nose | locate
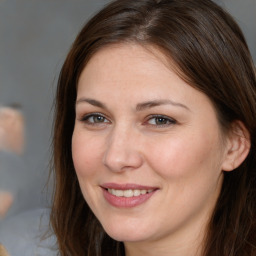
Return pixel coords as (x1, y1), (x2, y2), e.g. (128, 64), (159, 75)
(103, 126), (143, 172)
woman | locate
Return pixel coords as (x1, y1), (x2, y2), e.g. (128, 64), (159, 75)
(50, 0), (256, 255)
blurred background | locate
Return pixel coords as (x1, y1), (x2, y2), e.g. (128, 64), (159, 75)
(0, 0), (255, 255)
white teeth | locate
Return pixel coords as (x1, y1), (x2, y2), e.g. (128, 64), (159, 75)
(123, 189), (133, 197)
(141, 190), (146, 195)
(133, 189), (140, 196)
(107, 188), (153, 197)
(115, 189), (124, 197)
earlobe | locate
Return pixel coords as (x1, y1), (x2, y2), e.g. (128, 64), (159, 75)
(221, 121), (251, 172)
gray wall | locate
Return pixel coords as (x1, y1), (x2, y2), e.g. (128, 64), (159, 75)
(222, 0), (256, 61)
(0, 0), (255, 217)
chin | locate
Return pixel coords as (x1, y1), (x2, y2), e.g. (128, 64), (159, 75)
(107, 232), (146, 243)
(102, 223), (151, 243)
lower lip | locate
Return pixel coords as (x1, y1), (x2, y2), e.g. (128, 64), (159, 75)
(102, 189), (156, 208)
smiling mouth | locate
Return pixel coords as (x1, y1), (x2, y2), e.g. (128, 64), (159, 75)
(107, 188), (154, 197)
(101, 184), (158, 208)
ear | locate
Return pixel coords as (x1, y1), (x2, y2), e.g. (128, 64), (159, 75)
(221, 121), (251, 172)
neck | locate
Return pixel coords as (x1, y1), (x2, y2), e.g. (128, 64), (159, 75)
(124, 234), (204, 256)
(124, 211), (209, 256)
(125, 233), (204, 256)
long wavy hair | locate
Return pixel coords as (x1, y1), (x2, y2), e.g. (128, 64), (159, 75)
(50, 0), (256, 255)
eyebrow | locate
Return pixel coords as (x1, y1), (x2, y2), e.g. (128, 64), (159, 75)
(136, 99), (190, 111)
(76, 98), (108, 109)
(76, 98), (190, 112)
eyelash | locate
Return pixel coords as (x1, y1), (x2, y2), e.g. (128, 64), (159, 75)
(80, 113), (110, 126)
(79, 113), (176, 128)
(145, 115), (177, 127)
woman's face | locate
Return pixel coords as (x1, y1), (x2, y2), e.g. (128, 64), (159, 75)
(72, 44), (229, 248)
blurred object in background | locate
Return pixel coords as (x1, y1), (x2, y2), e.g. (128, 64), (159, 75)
(0, 243), (10, 256)
(0, 106), (24, 155)
(0, 192), (13, 219)
(0, 106), (24, 219)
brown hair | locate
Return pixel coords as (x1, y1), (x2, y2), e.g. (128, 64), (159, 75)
(50, 0), (256, 255)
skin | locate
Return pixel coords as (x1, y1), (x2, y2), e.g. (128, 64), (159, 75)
(72, 43), (236, 256)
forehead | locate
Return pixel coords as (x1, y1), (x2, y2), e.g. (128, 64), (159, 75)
(78, 43), (218, 116)
(78, 43), (179, 91)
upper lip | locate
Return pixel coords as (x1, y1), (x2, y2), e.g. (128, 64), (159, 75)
(101, 183), (158, 190)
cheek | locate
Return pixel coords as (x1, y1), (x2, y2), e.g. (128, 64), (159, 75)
(145, 130), (223, 179)
(71, 129), (103, 178)
(71, 130), (104, 208)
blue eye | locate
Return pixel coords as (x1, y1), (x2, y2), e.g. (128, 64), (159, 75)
(81, 113), (109, 124)
(147, 115), (176, 126)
